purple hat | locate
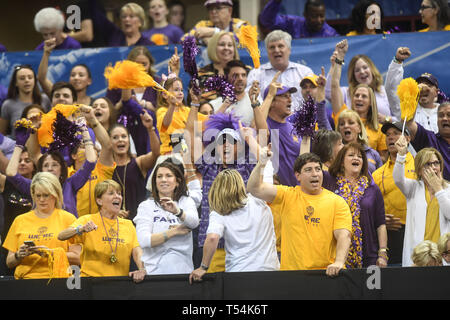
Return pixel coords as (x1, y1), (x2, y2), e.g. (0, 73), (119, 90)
(204, 0), (233, 7)
(263, 85), (297, 100)
(416, 73), (439, 88)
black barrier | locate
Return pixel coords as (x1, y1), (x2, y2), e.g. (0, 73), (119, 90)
(0, 267), (449, 300)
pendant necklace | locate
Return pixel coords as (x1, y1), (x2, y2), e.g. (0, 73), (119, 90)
(100, 213), (120, 263)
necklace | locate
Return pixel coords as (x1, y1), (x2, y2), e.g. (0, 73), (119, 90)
(100, 213), (120, 263)
(114, 163), (127, 212)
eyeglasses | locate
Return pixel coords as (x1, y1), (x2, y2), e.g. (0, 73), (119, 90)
(34, 193), (51, 200)
(424, 160), (440, 169)
(207, 5), (228, 12)
(419, 5), (434, 11)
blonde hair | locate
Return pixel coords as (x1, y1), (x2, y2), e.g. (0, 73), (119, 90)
(437, 233), (450, 254)
(411, 240), (442, 267)
(414, 148), (448, 188)
(121, 2), (147, 30)
(336, 109), (369, 146)
(207, 31), (239, 64)
(94, 180), (122, 210)
(30, 172), (64, 209)
(208, 169), (247, 215)
(352, 83), (379, 131)
(348, 54), (383, 95)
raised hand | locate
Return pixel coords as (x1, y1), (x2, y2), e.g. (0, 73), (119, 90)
(395, 47), (411, 63)
(335, 39), (348, 60)
(394, 134), (408, 156)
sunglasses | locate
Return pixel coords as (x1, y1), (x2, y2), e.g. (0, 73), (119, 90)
(419, 5), (434, 11)
(217, 134), (237, 145)
(14, 64), (32, 71)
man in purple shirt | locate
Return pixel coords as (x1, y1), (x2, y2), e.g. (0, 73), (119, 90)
(406, 102), (450, 180)
(263, 83), (301, 186)
(259, 0), (339, 39)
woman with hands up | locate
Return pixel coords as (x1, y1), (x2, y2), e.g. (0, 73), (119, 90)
(393, 134), (450, 266)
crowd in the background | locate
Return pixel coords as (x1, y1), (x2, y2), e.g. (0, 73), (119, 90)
(0, 0), (449, 282)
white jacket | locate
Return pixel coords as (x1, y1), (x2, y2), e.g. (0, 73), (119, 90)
(393, 154), (450, 266)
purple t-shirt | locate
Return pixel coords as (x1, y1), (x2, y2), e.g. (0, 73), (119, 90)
(259, 0), (340, 38)
(322, 171), (386, 267)
(412, 123), (450, 180)
(142, 24), (184, 45)
(267, 116), (301, 187)
(7, 160), (96, 217)
(35, 36), (81, 51)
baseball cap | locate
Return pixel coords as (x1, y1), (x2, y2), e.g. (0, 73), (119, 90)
(416, 73), (438, 88)
(381, 121), (410, 136)
(263, 85), (297, 100)
(300, 75), (318, 88)
(204, 0), (233, 7)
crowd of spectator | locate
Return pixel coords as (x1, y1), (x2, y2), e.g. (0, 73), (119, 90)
(0, 0), (449, 283)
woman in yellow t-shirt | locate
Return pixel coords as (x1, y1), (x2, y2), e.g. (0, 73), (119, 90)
(3, 172), (78, 279)
(58, 180), (145, 282)
(418, 0), (450, 32)
(156, 77), (208, 154)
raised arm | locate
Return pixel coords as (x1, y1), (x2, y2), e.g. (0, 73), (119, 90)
(81, 105), (114, 167)
(392, 135), (415, 198)
(247, 145), (277, 202)
(185, 90), (204, 164)
(136, 110), (160, 176)
(37, 39), (56, 97)
(330, 40), (347, 116)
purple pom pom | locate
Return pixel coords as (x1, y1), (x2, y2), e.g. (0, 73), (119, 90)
(291, 95), (317, 138)
(118, 114), (129, 128)
(204, 75), (237, 103)
(48, 111), (82, 152)
(182, 36), (201, 95)
(437, 89), (450, 104)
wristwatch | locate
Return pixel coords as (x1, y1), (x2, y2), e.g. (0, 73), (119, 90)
(200, 263), (209, 271)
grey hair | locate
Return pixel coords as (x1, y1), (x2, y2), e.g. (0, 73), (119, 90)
(264, 30), (292, 49)
(34, 7), (65, 32)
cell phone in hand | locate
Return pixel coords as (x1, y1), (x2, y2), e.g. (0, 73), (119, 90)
(24, 241), (36, 247)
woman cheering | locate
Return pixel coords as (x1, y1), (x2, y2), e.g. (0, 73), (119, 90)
(134, 162), (199, 275)
(323, 142), (388, 268)
(58, 180), (145, 282)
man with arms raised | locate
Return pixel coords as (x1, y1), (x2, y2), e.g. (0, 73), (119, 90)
(247, 147), (352, 276)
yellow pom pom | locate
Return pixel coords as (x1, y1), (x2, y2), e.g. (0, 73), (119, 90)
(237, 25), (261, 69)
(397, 78), (420, 121)
(37, 104), (80, 148)
(150, 33), (168, 46)
(38, 247), (71, 284)
(14, 118), (34, 129)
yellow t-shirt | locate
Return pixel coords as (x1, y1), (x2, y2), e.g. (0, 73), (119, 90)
(2, 209), (76, 279)
(70, 213), (140, 277)
(68, 162), (116, 217)
(271, 185), (352, 270)
(268, 201), (282, 254)
(156, 106), (208, 155)
(418, 25), (450, 32)
(424, 187), (441, 243)
(372, 153), (416, 225)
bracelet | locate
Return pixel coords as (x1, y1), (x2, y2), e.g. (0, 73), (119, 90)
(163, 231), (168, 242)
(334, 57), (345, 65)
(190, 103), (200, 108)
(175, 208), (184, 218)
(393, 56), (403, 64)
(251, 101), (261, 109)
(185, 168), (196, 172)
(76, 225), (83, 236)
(187, 174), (197, 180)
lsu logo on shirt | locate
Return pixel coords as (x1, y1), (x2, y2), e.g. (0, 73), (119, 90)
(304, 206), (320, 225)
